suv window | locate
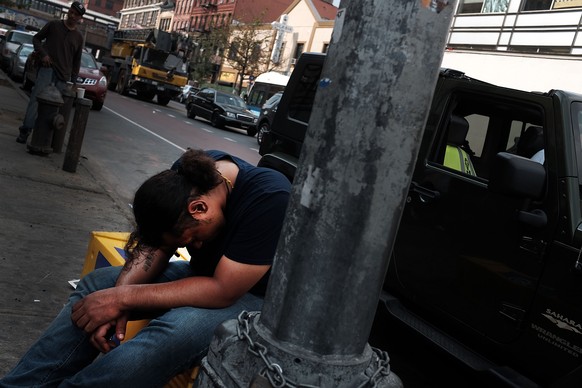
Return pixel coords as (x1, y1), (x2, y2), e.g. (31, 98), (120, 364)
(288, 63), (321, 124)
(427, 91), (545, 180)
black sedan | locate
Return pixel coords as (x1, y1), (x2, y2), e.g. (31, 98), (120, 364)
(186, 88), (257, 136)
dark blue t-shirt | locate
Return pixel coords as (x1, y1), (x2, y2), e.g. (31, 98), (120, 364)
(174, 150), (291, 296)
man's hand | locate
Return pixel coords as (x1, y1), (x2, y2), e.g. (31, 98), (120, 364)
(90, 313), (129, 353)
(41, 54), (52, 67)
(71, 287), (126, 333)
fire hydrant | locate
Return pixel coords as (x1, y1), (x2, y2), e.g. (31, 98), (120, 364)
(28, 84), (65, 155)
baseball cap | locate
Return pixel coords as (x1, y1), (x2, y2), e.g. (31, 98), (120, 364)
(71, 1), (86, 15)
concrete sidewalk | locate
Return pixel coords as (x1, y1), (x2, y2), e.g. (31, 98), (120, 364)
(0, 70), (132, 374)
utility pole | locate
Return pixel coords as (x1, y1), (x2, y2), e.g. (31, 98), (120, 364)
(198, 0), (455, 386)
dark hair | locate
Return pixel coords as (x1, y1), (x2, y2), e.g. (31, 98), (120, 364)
(125, 149), (223, 259)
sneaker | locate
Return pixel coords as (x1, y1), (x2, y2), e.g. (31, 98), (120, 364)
(16, 127), (31, 144)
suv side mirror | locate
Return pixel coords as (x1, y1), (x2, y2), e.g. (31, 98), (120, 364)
(488, 152), (546, 200)
(489, 152), (547, 228)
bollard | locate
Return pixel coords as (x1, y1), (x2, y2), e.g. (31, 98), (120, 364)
(52, 88), (76, 154)
(28, 85), (64, 156)
(63, 98), (92, 173)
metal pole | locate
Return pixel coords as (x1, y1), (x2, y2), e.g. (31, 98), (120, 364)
(198, 1), (455, 386)
(62, 98), (92, 173)
(52, 89), (75, 154)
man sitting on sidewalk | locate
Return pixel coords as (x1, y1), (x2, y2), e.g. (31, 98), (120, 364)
(0, 149), (291, 386)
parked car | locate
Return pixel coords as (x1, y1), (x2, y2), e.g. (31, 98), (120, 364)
(256, 91), (282, 145)
(8, 43), (33, 80)
(24, 50), (108, 111)
(0, 29), (35, 70)
(186, 87), (257, 136)
(178, 84), (199, 104)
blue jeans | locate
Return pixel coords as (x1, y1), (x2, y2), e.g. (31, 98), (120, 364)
(21, 67), (68, 132)
(0, 262), (263, 387)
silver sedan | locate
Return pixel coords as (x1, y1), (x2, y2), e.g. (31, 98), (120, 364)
(8, 43), (34, 81)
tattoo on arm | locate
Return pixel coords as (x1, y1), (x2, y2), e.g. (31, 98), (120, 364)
(142, 251), (154, 272)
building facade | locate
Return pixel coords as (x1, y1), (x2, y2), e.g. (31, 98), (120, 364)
(0, 0), (120, 56)
(274, 0), (336, 74)
(443, 0), (582, 94)
(118, 0), (164, 29)
(217, 0), (336, 87)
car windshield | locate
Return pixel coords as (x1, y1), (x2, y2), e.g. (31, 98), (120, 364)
(216, 94), (246, 108)
(10, 32), (33, 45)
(19, 45), (33, 58)
(81, 52), (98, 69)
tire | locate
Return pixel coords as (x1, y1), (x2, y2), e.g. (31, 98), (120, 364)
(156, 95), (171, 106)
(138, 91), (155, 101)
(92, 101), (103, 111)
(210, 112), (224, 128)
(115, 70), (128, 95)
(257, 122), (270, 145)
(246, 126), (257, 137)
(186, 104), (196, 119)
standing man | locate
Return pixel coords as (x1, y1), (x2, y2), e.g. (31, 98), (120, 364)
(16, 1), (85, 144)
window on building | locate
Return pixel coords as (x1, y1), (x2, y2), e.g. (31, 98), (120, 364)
(294, 42), (305, 59)
(458, 0), (484, 13)
(106, 0), (113, 9)
(483, 0), (508, 12)
(522, 0), (553, 11)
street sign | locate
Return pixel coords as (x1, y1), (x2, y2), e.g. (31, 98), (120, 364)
(271, 21), (293, 33)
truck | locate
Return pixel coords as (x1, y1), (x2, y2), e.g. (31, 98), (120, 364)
(102, 28), (188, 106)
(258, 52), (582, 387)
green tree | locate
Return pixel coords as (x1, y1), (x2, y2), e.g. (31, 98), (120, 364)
(226, 19), (272, 94)
(189, 25), (230, 85)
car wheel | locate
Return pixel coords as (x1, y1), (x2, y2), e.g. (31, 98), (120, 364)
(156, 95), (171, 106)
(257, 122), (270, 145)
(91, 101), (103, 111)
(138, 91), (155, 101)
(210, 112), (223, 128)
(247, 126), (257, 137)
(115, 70), (128, 95)
(186, 104), (196, 119)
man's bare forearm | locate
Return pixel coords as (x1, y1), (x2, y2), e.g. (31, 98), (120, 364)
(116, 248), (172, 286)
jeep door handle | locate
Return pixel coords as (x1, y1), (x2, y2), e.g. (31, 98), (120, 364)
(410, 181), (440, 202)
